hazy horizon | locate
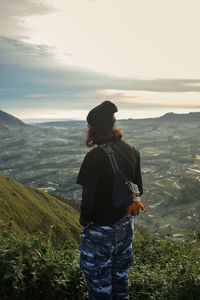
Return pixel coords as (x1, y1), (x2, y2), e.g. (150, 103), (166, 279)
(16, 107), (200, 124)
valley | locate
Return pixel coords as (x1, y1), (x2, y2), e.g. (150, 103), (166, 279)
(0, 110), (200, 237)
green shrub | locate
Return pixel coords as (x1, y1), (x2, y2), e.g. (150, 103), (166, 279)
(0, 229), (199, 300)
(129, 230), (200, 300)
(0, 230), (87, 300)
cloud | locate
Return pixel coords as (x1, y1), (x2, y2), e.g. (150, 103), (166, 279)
(116, 78), (200, 93)
(98, 89), (200, 108)
(0, 0), (55, 37)
(1, 37), (200, 93)
(0, 88), (6, 94)
(0, 36), (200, 114)
(0, 36), (55, 65)
(1, 0), (54, 17)
(22, 93), (58, 99)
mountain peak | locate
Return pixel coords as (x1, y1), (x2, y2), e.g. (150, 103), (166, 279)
(0, 109), (27, 127)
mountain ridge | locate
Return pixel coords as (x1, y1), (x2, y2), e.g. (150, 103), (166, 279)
(33, 111), (200, 127)
(0, 109), (27, 128)
(159, 112), (200, 122)
(1, 109), (199, 128)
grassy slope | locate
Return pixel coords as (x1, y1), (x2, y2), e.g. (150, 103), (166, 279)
(0, 173), (81, 244)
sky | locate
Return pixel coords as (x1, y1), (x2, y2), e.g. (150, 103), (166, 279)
(0, 0), (200, 122)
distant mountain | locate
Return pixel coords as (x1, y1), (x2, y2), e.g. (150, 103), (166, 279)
(159, 112), (200, 122)
(0, 109), (27, 128)
(0, 173), (80, 243)
(34, 119), (86, 128)
(33, 112), (200, 128)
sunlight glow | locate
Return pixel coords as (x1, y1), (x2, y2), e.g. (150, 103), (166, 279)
(97, 90), (200, 107)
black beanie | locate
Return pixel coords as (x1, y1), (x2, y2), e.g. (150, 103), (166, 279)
(87, 101), (118, 130)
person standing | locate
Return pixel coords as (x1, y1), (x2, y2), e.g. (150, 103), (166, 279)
(77, 101), (143, 300)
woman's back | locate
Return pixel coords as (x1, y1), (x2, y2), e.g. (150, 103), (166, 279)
(77, 139), (142, 225)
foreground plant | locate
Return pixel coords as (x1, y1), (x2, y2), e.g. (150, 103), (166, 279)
(0, 228), (199, 300)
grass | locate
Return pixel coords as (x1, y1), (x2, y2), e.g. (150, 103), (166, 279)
(0, 173), (81, 245)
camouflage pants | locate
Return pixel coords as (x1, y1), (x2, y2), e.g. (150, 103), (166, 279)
(79, 213), (134, 300)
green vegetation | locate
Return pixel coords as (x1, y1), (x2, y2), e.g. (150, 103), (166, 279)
(0, 174), (81, 244)
(0, 228), (199, 300)
(129, 230), (200, 300)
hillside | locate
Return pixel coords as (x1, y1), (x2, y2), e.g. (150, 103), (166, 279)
(0, 109), (27, 128)
(0, 173), (80, 243)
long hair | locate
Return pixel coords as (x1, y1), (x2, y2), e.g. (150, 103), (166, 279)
(85, 125), (123, 147)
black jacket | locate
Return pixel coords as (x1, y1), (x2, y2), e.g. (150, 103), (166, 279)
(77, 139), (143, 226)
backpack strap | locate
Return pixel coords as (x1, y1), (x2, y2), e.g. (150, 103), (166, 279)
(98, 144), (119, 174)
